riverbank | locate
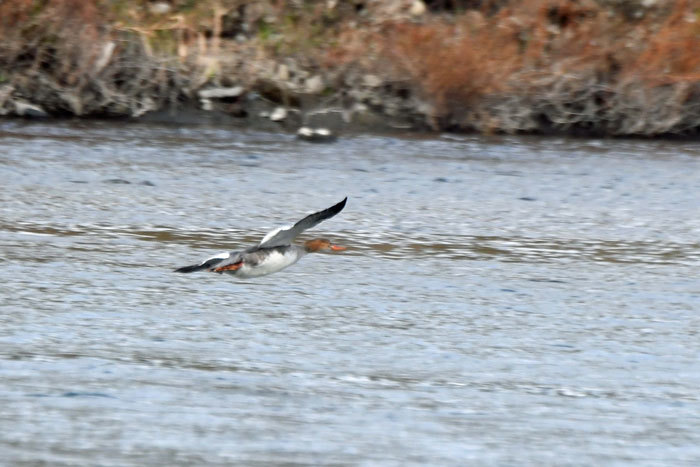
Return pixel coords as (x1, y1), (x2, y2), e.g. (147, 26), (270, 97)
(1, 0), (698, 137)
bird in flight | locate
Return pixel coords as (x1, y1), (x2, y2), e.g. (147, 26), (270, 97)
(175, 197), (347, 278)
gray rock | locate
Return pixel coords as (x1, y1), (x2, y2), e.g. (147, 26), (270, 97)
(305, 75), (324, 94)
(297, 126), (337, 143)
(198, 86), (244, 99)
(14, 100), (48, 118)
(61, 93), (83, 115)
(270, 106), (287, 121)
(352, 102), (369, 113)
(149, 1), (171, 14)
(277, 64), (289, 81)
(363, 74), (382, 88)
(132, 97), (156, 117)
(410, 0), (426, 16)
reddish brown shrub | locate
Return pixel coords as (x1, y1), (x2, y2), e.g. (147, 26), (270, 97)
(625, 0), (700, 86)
(331, 0), (700, 133)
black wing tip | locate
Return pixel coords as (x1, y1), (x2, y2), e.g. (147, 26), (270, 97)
(175, 256), (228, 273)
(334, 196), (348, 211)
(323, 196), (347, 219)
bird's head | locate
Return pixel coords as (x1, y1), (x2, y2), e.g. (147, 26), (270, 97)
(304, 238), (346, 253)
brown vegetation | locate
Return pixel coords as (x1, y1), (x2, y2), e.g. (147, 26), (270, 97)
(1, 0), (698, 136)
(0, 0), (189, 116)
(344, 0), (700, 134)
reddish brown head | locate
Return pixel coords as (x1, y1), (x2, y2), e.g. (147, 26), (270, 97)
(304, 238), (347, 253)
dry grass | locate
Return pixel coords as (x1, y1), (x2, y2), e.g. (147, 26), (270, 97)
(329, 0), (700, 134)
(0, 0), (190, 116)
(378, 17), (521, 113)
(1, 0), (698, 135)
(625, 1), (700, 85)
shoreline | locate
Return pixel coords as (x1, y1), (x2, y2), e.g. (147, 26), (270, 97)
(6, 111), (700, 145)
(1, 0), (698, 139)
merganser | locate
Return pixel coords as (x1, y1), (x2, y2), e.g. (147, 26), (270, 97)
(175, 197), (347, 278)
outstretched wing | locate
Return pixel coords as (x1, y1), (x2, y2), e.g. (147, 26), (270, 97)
(174, 252), (231, 273)
(257, 197), (347, 248)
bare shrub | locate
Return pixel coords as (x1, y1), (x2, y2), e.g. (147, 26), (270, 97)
(345, 0), (700, 135)
(373, 14), (521, 127)
(0, 0), (187, 116)
(1, 0), (697, 135)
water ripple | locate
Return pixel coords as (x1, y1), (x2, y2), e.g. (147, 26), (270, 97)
(3, 220), (699, 265)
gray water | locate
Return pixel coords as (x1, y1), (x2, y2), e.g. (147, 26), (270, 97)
(1, 120), (699, 466)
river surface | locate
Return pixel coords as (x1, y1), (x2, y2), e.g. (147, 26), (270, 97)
(1, 120), (699, 466)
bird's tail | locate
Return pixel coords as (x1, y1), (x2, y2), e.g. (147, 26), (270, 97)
(174, 264), (207, 273)
(174, 257), (225, 273)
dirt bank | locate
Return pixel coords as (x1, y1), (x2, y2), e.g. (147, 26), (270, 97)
(1, 0), (698, 137)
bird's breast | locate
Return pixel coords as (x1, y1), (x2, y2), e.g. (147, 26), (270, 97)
(233, 248), (301, 278)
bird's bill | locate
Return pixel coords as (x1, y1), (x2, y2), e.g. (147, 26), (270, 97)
(330, 244), (346, 251)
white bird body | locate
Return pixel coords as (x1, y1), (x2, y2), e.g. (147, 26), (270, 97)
(233, 247), (303, 278)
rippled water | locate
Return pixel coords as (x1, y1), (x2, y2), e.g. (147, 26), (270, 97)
(1, 120), (700, 465)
